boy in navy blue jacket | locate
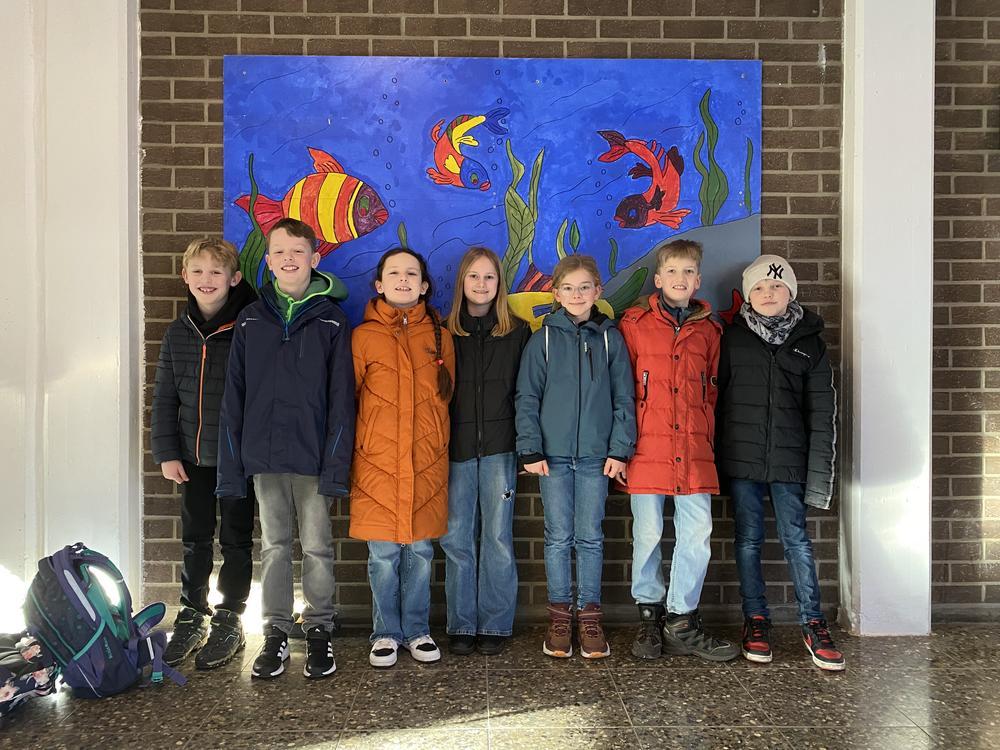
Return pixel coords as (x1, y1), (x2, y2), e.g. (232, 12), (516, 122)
(217, 218), (355, 680)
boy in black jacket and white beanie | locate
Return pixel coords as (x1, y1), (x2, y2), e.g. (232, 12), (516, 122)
(716, 254), (844, 671)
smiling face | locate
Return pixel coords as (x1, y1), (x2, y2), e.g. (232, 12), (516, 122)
(553, 268), (601, 322)
(654, 256), (701, 308)
(463, 255), (500, 315)
(375, 251), (429, 309)
(748, 279), (792, 317)
(182, 252), (241, 319)
(266, 227), (320, 300)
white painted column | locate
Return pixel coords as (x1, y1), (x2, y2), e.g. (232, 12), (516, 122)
(840, 0), (935, 634)
(0, 0), (141, 615)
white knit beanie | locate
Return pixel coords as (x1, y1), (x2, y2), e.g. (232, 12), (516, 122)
(742, 254), (798, 300)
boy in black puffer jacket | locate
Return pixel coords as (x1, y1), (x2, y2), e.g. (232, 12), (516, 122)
(716, 255), (844, 672)
(151, 237), (257, 670)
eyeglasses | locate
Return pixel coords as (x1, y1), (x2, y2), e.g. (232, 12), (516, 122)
(557, 283), (597, 296)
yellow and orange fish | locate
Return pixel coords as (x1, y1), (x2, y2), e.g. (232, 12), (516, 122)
(236, 147), (389, 256)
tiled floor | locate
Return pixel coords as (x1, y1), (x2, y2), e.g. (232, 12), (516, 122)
(3, 624), (1000, 749)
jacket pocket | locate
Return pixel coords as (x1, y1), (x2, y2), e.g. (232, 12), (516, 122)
(361, 409), (378, 452)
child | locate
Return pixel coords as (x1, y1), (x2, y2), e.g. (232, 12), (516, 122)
(152, 237), (256, 670)
(619, 239), (739, 662)
(216, 218), (355, 680)
(716, 254), (844, 671)
(515, 255), (636, 659)
(350, 248), (455, 668)
(441, 247), (531, 657)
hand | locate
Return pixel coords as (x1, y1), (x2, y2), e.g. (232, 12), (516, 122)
(604, 458), (627, 483)
(161, 460), (189, 484)
(524, 460), (550, 476)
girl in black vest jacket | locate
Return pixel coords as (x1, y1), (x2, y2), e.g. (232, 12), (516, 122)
(717, 255), (844, 672)
(440, 247), (530, 657)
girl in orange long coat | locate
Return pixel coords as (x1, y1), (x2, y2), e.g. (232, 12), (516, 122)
(350, 248), (455, 668)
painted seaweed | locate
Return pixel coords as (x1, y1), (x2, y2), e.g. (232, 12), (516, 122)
(500, 141), (544, 291)
(238, 153), (270, 292)
(743, 137), (754, 214)
(692, 88), (730, 226)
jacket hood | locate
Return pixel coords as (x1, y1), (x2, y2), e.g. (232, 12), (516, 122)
(261, 271), (345, 323)
(186, 278), (257, 336)
(362, 296), (432, 328)
(542, 305), (615, 333)
(629, 294), (714, 327)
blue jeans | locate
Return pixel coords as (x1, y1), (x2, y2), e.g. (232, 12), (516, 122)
(630, 493), (712, 614)
(731, 480), (824, 624)
(367, 540), (434, 644)
(539, 457), (609, 608)
(440, 453), (518, 636)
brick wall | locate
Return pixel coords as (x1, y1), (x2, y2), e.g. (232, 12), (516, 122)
(933, 1), (1000, 620)
(140, 0), (844, 624)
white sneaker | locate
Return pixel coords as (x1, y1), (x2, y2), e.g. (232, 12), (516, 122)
(403, 635), (441, 663)
(369, 637), (399, 668)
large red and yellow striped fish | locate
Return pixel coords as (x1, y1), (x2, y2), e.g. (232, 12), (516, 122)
(235, 147), (389, 256)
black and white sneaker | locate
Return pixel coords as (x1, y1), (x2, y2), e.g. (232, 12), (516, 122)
(304, 625), (337, 679)
(369, 637), (399, 668)
(403, 635), (441, 664)
(251, 626), (289, 679)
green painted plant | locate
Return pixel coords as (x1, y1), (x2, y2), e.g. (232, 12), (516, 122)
(500, 141), (544, 291)
(397, 220), (409, 249)
(238, 153), (271, 291)
(607, 238), (619, 277)
(604, 267), (648, 317)
(692, 89), (730, 226)
(555, 218), (582, 259)
(743, 136), (754, 214)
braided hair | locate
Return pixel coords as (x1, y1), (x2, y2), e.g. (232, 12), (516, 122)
(374, 247), (453, 401)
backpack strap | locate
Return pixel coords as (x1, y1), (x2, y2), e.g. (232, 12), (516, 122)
(544, 327), (548, 362)
(604, 329), (610, 366)
(131, 605), (186, 687)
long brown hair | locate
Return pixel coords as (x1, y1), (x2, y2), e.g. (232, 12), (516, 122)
(446, 247), (518, 338)
(550, 254), (602, 312)
(374, 248), (453, 401)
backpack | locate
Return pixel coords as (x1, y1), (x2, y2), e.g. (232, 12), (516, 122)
(23, 543), (185, 698)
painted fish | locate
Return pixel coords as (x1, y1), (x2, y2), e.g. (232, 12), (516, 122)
(426, 107), (509, 191)
(235, 147), (388, 256)
(597, 130), (692, 230)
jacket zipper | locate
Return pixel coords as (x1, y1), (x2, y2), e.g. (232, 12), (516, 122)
(187, 316), (235, 466)
(476, 326), (485, 457)
(764, 350), (776, 477)
(400, 313), (409, 540)
(701, 372), (707, 401)
(585, 340), (593, 381)
(641, 370), (649, 402)
(575, 328), (583, 456)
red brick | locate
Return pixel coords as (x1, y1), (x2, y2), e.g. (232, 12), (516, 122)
(371, 38), (433, 55)
(241, 0), (303, 9)
(140, 12), (205, 32)
(308, 0), (369, 10)
(503, 40), (565, 57)
(600, 19), (661, 38)
(955, 0), (1000, 17)
(568, 0), (627, 14)
(760, 0), (819, 16)
(438, 0), (499, 11)
(273, 15), (338, 35)
(537, 19), (597, 38)
(239, 37), (305, 54)
(439, 39), (501, 56)
(372, 0), (434, 10)
(306, 37), (372, 54)
(404, 17), (468, 36)
(504, 0), (564, 13)
(340, 15), (402, 35)
(729, 20), (788, 39)
(696, 0), (755, 15)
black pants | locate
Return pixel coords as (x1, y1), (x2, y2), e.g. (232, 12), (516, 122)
(180, 462), (255, 615)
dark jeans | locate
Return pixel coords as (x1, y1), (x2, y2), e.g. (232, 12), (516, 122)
(731, 480), (824, 625)
(180, 462), (255, 615)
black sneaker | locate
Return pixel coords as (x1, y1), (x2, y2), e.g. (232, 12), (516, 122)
(476, 635), (507, 656)
(304, 626), (337, 679)
(802, 619), (846, 672)
(742, 615), (773, 663)
(661, 610), (739, 662)
(163, 607), (209, 667)
(251, 626), (289, 679)
(449, 634), (476, 655)
(631, 603), (664, 660)
(195, 608), (246, 670)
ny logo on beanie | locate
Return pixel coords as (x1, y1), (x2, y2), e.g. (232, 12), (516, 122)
(767, 263), (784, 280)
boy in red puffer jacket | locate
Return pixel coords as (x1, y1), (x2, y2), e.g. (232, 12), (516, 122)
(619, 239), (738, 663)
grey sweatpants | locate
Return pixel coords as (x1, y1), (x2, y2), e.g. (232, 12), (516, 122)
(254, 473), (337, 634)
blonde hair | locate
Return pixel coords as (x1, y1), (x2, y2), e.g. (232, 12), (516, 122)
(550, 254), (602, 312)
(182, 237), (240, 275)
(654, 238), (703, 270)
(446, 247), (518, 338)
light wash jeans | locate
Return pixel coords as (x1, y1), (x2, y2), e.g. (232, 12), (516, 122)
(367, 540), (434, 644)
(538, 456), (609, 608)
(254, 473), (337, 634)
(630, 492), (713, 614)
(731, 480), (824, 624)
(440, 452), (518, 636)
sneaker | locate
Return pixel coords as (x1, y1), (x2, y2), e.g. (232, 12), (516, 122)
(577, 603), (611, 659)
(403, 635), (441, 663)
(251, 626), (289, 679)
(661, 610), (739, 662)
(802, 619), (846, 671)
(163, 607), (209, 667)
(304, 625), (337, 678)
(542, 602), (573, 658)
(631, 603), (664, 660)
(369, 637), (399, 668)
(742, 615), (773, 663)
(448, 634), (477, 656)
(195, 608), (245, 670)
(476, 635), (507, 656)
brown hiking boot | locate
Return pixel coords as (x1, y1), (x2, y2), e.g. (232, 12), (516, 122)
(543, 602), (573, 658)
(577, 603), (611, 659)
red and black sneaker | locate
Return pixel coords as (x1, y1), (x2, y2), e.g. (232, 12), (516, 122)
(802, 619), (846, 672)
(741, 615), (773, 663)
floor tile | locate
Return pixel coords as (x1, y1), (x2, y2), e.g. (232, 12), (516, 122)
(922, 726), (1000, 749)
(0, 731), (192, 750)
(338, 728), (489, 749)
(488, 669), (630, 728)
(603, 627), (737, 670)
(780, 727), (932, 749)
(484, 627), (608, 670)
(931, 626), (1000, 668)
(614, 667), (770, 727)
(329, 634), (487, 672)
(192, 730), (341, 749)
(637, 727), (792, 749)
(490, 727), (640, 749)
(872, 668), (1000, 726)
(344, 669), (488, 731)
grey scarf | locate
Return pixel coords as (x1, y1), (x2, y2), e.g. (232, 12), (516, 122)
(740, 300), (804, 345)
